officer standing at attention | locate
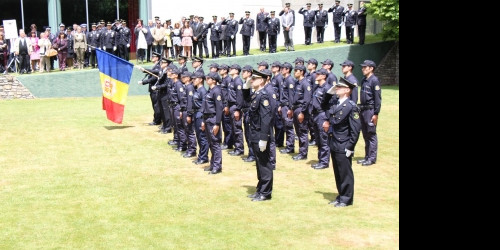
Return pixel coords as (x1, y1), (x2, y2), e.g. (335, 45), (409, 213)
(314, 3), (328, 43)
(201, 72), (224, 174)
(138, 52), (162, 126)
(102, 22), (117, 54)
(278, 62), (296, 155)
(291, 64), (312, 161)
(298, 3), (316, 45)
(344, 4), (358, 44)
(311, 68), (332, 169)
(340, 60), (359, 103)
(243, 69), (274, 202)
(262, 68), (278, 170)
(218, 64), (234, 150)
(227, 64), (245, 156)
(256, 8), (269, 52)
(118, 20), (131, 60)
(321, 59), (338, 86)
(357, 1), (368, 45)
(267, 11), (280, 53)
(222, 13), (239, 57)
(270, 61), (284, 147)
(357, 60), (381, 166)
(191, 72), (209, 165)
(328, 0), (345, 43)
(151, 57), (174, 134)
(208, 16), (221, 59)
(170, 68), (187, 152)
(86, 23), (100, 68)
(181, 71), (197, 158)
(323, 77), (361, 207)
(240, 65), (256, 163)
(239, 11), (255, 56)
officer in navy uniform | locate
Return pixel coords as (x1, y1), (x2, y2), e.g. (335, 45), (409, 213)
(191, 57), (205, 75)
(227, 64), (245, 156)
(243, 69), (274, 201)
(191, 72), (209, 165)
(167, 65), (180, 143)
(240, 65), (255, 162)
(324, 77), (361, 207)
(218, 64), (234, 150)
(357, 1), (368, 45)
(344, 4), (358, 44)
(102, 22), (117, 54)
(262, 68), (277, 170)
(310, 69), (333, 169)
(138, 52), (162, 126)
(256, 8), (269, 52)
(181, 71), (197, 158)
(321, 59), (338, 86)
(201, 72), (224, 174)
(178, 55), (188, 73)
(306, 58), (319, 146)
(340, 60), (359, 103)
(299, 3), (316, 45)
(86, 23), (100, 68)
(170, 68), (187, 151)
(290, 64), (312, 161)
(267, 11), (280, 53)
(357, 60), (381, 166)
(151, 57), (173, 134)
(270, 61), (284, 147)
(328, 0), (345, 43)
(239, 11), (254, 56)
(314, 3), (328, 43)
(222, 13), (239, 57)
(118, 20), (131, 60)
(278, 62), (296, 154)
(208, 16), (222, 58)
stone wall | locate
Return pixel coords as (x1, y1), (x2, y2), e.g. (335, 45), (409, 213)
(0, 75), (35, 99)
(375, 41), (399, 85)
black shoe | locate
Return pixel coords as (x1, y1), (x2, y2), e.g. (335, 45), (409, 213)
(334, 202), (348, 207)
(357, 159), (367, 164)
(311, 163), (320, 168)
(209, 168), (222, 174)
(292, 155), (306, 161)
(252, 195), (271, 202)
(221, 144), (233, 150)
(244, 157), (256, 162)
(203, 166), (212, 171)
(313, 164), (329, 170)
(148, 122), (160, 126)
(247, 192), (260, 198)
(168, 140), (177, 146)
(183, 153), (196, 158)
(279, 148), (294, 154)
(329, 200), (340, 206)
(175, 148), (187, 152)
(308, 140), (316, 146)
(195, 159), (209, 165)
(362, 161), (375, 166)
(229, 150), (243, 156)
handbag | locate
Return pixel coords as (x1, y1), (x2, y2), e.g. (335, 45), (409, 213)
(47, 48), (58, 57)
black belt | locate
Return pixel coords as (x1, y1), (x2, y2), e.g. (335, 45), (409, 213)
(203, 114), (215, 119)
(312, 109), (325, 115)
(358, 104), (374, 110)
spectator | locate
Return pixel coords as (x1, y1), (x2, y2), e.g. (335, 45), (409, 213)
(0, 33), (8, 74)
(145, 20), (154, 62)
(54, 32), (68, 71)
(29, 31), (40, 72)
(172, 22), (182, 58)
(135, 19), (148, 64)
(65, 28), (74, 69)
(38, 32), (52, 73)
(14, 29), (32, 74)
(73, 26), (87, 70)
(163, 21), (173, 59)
(181, 21), (193, 60)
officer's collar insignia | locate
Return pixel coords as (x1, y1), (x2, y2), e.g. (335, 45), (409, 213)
(263, 100), (269, 106)
(217, 95), (221, 101)
(375, 85), (380, 91)
(354, 112), (359, 119)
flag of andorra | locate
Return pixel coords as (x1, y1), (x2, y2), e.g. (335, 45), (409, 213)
(97, 49), (134, 124)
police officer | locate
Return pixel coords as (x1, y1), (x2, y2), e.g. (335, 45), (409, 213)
(208, 16), (221, 58)
(192, 57), (205, 75)
(181, 71), (197, 158)
(191, 72), (209, 165)
(222, 13), (238, 57)
(118, 20), (131, 60)
(243, 69), (274, 201)
(306, 58), (319, 146)
(257, 61), (268, 71)
(270, 61), (284, 147)
(86, 23), (100, 68)
(357, 1), (368, 45)
(239, 11), (254, 56)
(344, 4), (358, 44)
(314, 3), (328, 43)
(278, 62), (296, 154)
(358, 60), (381, 166)
(324, 77), (361, 207)
(240, 65), (256, 162)
(138, 52), (162, 126)
(151, 57), (173, 134)
(208, 63), (219, 73)
(298, 3), (316, 45)
(290, 65), (312, 161)
(321, 59), (338, 86)
(178, 55), (188, 73)
(227, 64), (245, 156)
(267, 11), (280, 53)
(101, 22), (117, 54)
(262, 68), (278, 170)
(294, 57), (304, 66)
(256, 8), (269, 52)
(328, 0), (345, 43)
(340, 60), (359, 103)
(170, 68), (187, 151)
(218, 64), (234, 150)
(311, 69), (333, 169)
(201, 72), (224, 174)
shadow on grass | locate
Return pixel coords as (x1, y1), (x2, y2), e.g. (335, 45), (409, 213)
(315, 191), (338, 202)
(241, 185), (256, 195)
(104, 126), (135, 130)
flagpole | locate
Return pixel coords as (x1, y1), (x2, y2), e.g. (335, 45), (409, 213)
(91, 45), (159, 78)
(116, 0), (120, 20)
(86, 0), (89, 30)
(20, 0), (25, 30)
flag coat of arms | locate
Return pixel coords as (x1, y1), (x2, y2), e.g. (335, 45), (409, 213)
(97, 49), (134, 124)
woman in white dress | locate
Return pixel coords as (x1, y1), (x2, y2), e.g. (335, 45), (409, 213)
(135, 19), (148, 63)
(172, 22), (182, 58)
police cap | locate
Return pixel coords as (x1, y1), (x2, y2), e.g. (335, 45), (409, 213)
(270, 11), (276, 14)
(59, 23), (65, 27)
(306, 3), (311, 7)
(45, 26), (51, 30)
(337, 77), (356, 89)
(66, 27), (72, 31)
(193, 72), (205, 79)
(206, 72), (221, 83)
(282, 62), (293, 70)
(307, 58), (318, 65)
(152, 52), (161, 58)
(347, 3), (353, 7)
(171, 68), (182, 75)
(340, 60), (354, 67)
(242, 65), (253, 72)
(178, 55), (188, 60)
(229, 12), (235, 16)
(321, 59), (334, 66)
(251, 69), (270, 78)
(192, 57), (204, 63)
(166, 19), (171, 22)
(212, 15), (218, 18)
(285, 3), (291, 7)
(360, 60), (376, 68)
(218, 64), (229, 70)
(294, 65), (307, 72)
(198, 17), (204, 21)
(100, 20), (105, 24)
(271, 61), (282, 68)
(91, 23), (97, 27)
(107, 22), (112, 26)
(335, 0), (340, 3)
(261, 69), (272, 77)
(181, 71), (192, 78)
(316, 68), (329, 75)
(115, 19), (120, 23)
(161, 57), (172, 64)
(318, 3), (323, 6)
(245, 11), (250, 14)
(209, 63), (219, 69)
(122, 20), (127, 24)
(230, 64), (242, 71)
(167, 64), (178, 70)
(154, 16), (160, 20)
(294, 57), (304, 64)
(257, 61), (269, 68)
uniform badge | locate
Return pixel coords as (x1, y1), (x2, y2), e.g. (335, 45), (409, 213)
(333, 81), (337, 85)
(189, 91), (193, 96)
(263, 100), (269, 106)
(289, 84), (294, 89)
(375, 85), (380, 91)
(179, 88), (184, 92)
(273, 94), (276, 99)
(237, 85), (242, 90)
(354, 112), (359, 120)
(307, 86), (311, 91)
(340, 111), (343, 115)
(217, 95), (222, 101)
(343, 104), (346, 106)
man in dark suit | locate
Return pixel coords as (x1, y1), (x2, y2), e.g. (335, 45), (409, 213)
(256, 8), (269, 52)
(328, 0), (344, 43)
(357, 1), (368, 45)
(194, 17), (209, 58)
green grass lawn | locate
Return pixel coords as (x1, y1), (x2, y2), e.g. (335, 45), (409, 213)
(0, 85), (399, 249)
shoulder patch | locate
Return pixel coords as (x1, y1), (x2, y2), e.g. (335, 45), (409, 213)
(273, 93), (276, 99)
(353, 112), (359, 120)
(263, 100), (269, 106)
(375, 85), (380, 91)
(189, 91), (193, 96)
(307, 86), (311, 91)
(237, 85), (242, 90)
(289, 84), (294, 89)
(217, 95), (222, 101)
(179, 87), (184, 92)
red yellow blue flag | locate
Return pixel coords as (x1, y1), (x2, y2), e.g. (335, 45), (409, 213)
(97, 49), (134, 124)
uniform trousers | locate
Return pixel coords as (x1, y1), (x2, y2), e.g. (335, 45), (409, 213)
(159, 92), (172, 131)
(230, 105), (244, 153)
(358, 25), (366, 45)
(346, 26), (354, 44)
(211, 40), (220, 58)
(243, 110), (255, 159)
(293, 108), (309, 158)
(360, 108), (378, 163)
(150, 91), (162, 124)
(183, 111), (197, 155)
(316, 26), (325, 43)
(304, 26), (312, 45)
(173, 105), (186, 150)
(280, 106), (295, 151)
(329, 150), (354, 205)
(222, 112), (234, 147)
(314, 112), (330, 165)
(274, 112), (284, 146)
(258, 31), (267, 50)
(242, 35), (250, 55)
(268, 34), (277, 53)
(194, 111), (209, 162)
(333, 22), (342, 42)
(251, 140), (273, 197)
(204, 116), (222, 171)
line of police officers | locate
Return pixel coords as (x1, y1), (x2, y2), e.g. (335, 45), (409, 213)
(137, 53), (381, 206)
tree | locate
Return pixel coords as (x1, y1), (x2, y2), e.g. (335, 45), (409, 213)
(367, 0), (399, 40)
